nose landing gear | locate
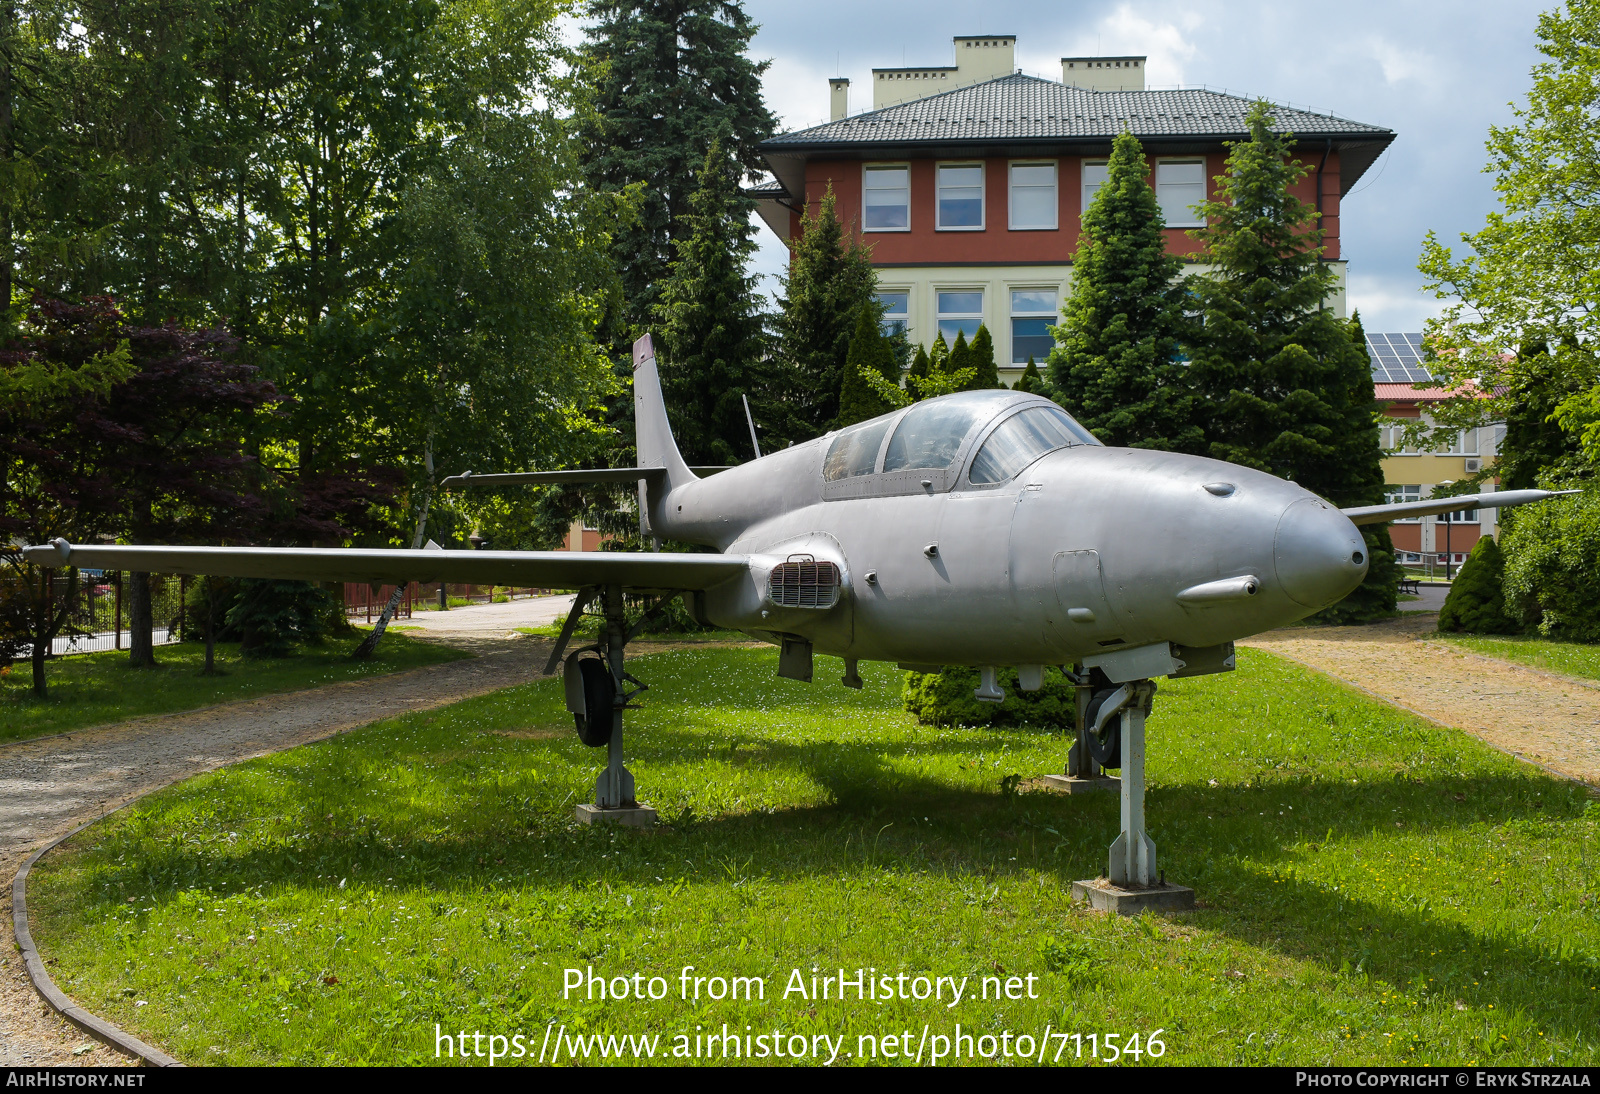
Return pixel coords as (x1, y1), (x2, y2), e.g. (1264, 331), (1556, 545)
(1067, 678), (1196, 914)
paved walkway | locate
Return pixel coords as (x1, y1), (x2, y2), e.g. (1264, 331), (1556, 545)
(1243, 614), (1600, 788)
(1, 598), (575, 1066)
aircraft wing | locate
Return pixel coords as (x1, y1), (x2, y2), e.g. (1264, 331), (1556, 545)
(439, 466), (730, 488)
(1339, 488), (1579, 527)
(18, 540), (749, 592)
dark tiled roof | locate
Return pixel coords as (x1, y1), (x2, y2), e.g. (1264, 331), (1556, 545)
(766, 73), (1390, 147)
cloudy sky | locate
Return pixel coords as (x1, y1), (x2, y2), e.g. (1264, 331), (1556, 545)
(736, 0), (1550, 333)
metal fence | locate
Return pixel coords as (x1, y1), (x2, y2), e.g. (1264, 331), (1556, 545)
(345, 582), (549, 617)
(7, 572), (188, 659)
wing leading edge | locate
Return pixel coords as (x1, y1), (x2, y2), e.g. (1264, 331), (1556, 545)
(19, 540), (749, 593)
(1340, 488), (1579, 527)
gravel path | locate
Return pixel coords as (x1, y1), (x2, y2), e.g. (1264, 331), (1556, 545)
(2, 598), (576, 1066)
(1243, 613), (1600, 788)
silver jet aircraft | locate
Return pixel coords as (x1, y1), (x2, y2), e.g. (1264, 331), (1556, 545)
(23, 335), (1570, 898)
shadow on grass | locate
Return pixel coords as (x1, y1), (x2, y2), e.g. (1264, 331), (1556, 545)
(64, 703), (1598, 1048)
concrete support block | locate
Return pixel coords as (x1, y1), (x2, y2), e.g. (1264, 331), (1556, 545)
(1041, 773), (1119, 795)
(1070, 878), (1194, 915)
(575, 803), (658, 828)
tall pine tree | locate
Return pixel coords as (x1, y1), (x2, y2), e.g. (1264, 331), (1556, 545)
(777, 187), (880, 435)
(837, 307), (898, 426)
(1050, 130), (1195, 449)
(653, 140), (771, 464)
(579, 0), (776, 332)
(1185, 101), (1391, 621)
(1015, 356), (1047, 395)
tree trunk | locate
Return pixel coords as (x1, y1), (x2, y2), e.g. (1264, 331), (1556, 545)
(201, 577), (220, 675)
(127, 571), (157, 667)
(30, 569), (46, 697)
(351, 440), (434, 660)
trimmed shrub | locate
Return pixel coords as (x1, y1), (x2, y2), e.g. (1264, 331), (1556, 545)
(1438, 536), (1520, 634)
(1502, 490), (1600, 641)
(902, 665), (1077, 727)
(222, 578), (335, 657)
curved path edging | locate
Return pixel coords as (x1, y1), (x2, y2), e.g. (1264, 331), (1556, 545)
(12, 800), (183, 1067)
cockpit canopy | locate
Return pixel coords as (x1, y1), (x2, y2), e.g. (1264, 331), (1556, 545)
(822, 390), (1099, 488)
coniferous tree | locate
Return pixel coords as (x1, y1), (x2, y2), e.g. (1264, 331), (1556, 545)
(1438, 535), (1520, 634)
(1050, 130), (1195, 449)
(777, 188), (880, 435)
(947, 329), (970, 384)
(928, 331), (950, 370)
(906, 343), (932, 398)
(1015, 356), (1047, 395)
(653, 140), (771, 464)
(1185, 102), (1391, 620)
(837, 308), (898, 426)
(963, 324), (1002, 389)
(579, 0), (777, 331)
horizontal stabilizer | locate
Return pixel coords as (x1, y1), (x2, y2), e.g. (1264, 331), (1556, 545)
(19, 540), (749, 593)
(440, 466), (729, 488)
(1340, 488), (1580, 527)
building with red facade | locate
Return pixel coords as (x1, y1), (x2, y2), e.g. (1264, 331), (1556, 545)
(752, 36), (1395, 385)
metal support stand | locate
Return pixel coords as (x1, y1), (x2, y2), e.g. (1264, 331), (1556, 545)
(569, 585), (658, 828)
(1071, 680), (1194, 914)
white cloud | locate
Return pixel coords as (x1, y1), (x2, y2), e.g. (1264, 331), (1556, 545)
(1040, 4), (1199, 86)
(1347, 271), (1450, 333)
(1365, 36), (1442, 88)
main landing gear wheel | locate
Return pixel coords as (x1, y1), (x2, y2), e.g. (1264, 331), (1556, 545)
(549, 584), (675, 824)
(1081, 686), (1124, 771)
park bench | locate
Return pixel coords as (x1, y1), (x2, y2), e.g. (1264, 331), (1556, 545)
(1398, 577), (1420, 596)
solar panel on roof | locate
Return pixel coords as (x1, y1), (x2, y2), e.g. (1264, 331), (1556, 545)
(1367, 332), (1435, 384)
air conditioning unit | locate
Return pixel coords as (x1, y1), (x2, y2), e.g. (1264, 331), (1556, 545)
(1464, 458), (1481, 472)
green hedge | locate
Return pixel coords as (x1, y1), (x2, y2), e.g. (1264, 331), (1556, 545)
(1438, 536), (1520, 635)
(1502, 490), (1600, 641)
(902, 665), (1077, 727)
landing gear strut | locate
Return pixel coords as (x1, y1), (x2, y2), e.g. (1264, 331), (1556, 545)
(548, 584), (663, 827)
(1069, 678), (1195, 914)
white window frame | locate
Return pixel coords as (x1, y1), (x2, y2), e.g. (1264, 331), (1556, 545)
(1008, 288), (1058, 365)
(1082, 160), (1109, 213)
(1008, 161), (1058, 231)
(936, 288), (985, 344)
(1385, 484), (1423, 523)
(862, 163), (911, 233)
(1155, 159), (1207, 228)
(936, 162), (985, 231)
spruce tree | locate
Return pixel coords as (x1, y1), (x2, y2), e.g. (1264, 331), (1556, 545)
(1015, 356), (1048, 395)
(1050, 130), (1195, 449)
(928, 331), (950, 370)
(837, 308), (898, 426)
(1185, 102), (1392, 621)
(947, 329), (971, 383)
(963, 324), (1002, 389)
(579, 0), (777, 330)
(906, 343), (932, 399)
(652, 140), (771, 464)
(777, 187), (880, 434)
(1438, 536), (1520, 634)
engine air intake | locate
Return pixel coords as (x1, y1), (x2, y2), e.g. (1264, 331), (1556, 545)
(768, 558), (841, 608)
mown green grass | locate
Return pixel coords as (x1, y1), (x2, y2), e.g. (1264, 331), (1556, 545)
(1431, 633), (1600, 685)
(26, 647), (1600, 1066)
(1, 632), (468, 744)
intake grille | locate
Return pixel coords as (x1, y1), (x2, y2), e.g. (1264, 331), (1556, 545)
(768, 559), (841, 608)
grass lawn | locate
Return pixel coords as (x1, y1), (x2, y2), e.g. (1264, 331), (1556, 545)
(25, 646), (1600, 1066)
(1431, 632), (1600, 685)
(1, 632), (468, 744)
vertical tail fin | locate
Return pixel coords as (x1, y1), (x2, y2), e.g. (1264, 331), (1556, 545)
(632, 335), (695, 526)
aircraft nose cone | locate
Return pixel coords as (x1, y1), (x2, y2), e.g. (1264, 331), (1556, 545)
(1273, 497), (1369, 609)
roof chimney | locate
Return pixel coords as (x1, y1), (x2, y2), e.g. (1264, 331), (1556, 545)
(1061, 55), (1147, 91)
(829, 77), (849, 121)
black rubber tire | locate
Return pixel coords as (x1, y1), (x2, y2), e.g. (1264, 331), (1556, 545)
(1081, 686), (1122, 770)
(574, 658), (616, 747)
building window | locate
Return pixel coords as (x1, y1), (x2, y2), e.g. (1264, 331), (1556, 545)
(1010, 289), (1057, 364)
(1385, 484), (1422, 522)
(1009, 163), (1057, 230)
(1082, 161), (1108, 210)
(864, 165), (909, 231)
(937, 290), (983, 343)
(1156, 160), (1206, 227)
(877, 291), (909, 338)
(1439, 507), (1479, 524)
(937, 164), (984, 229)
